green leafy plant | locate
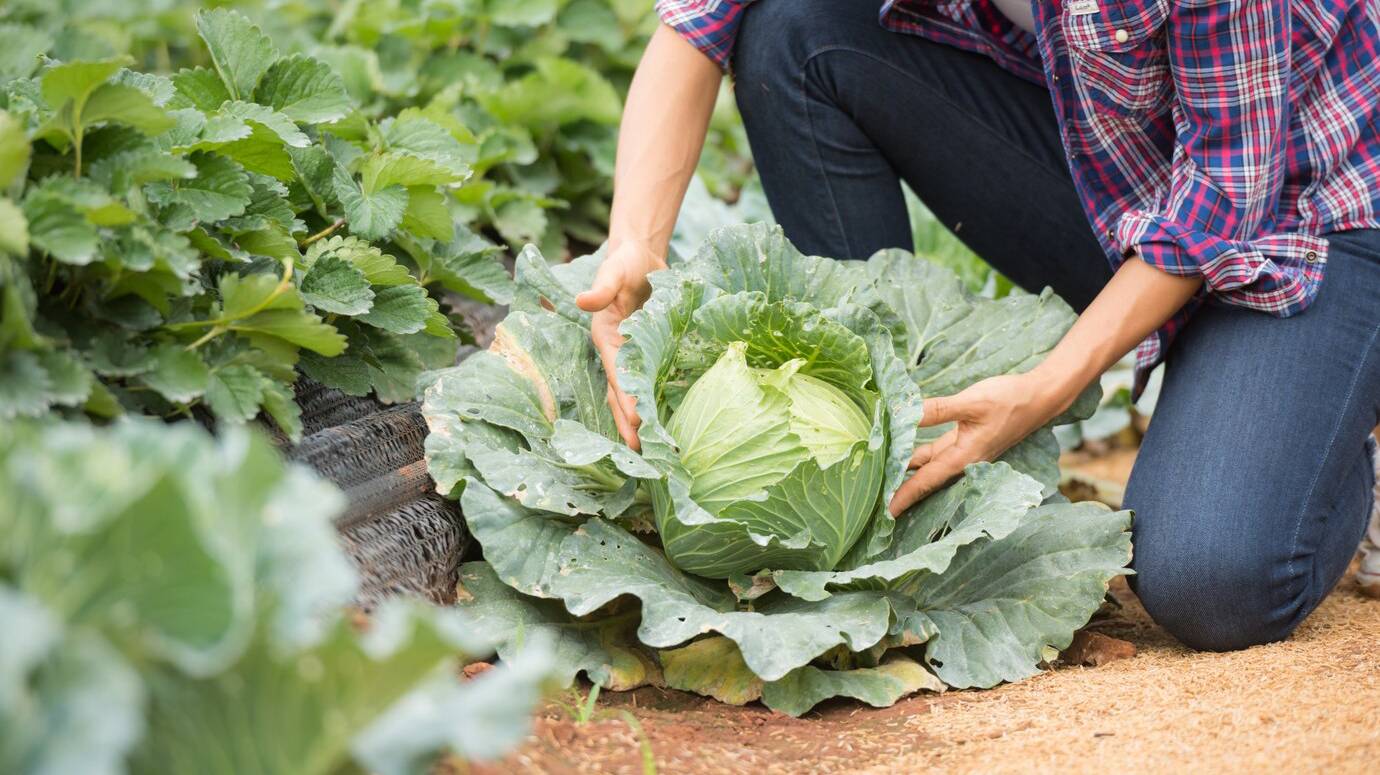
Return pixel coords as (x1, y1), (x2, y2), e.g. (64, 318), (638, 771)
(422, 224), (1132, 717)
(0, 9), (513, 435)
(0, 417), (552, 775)
(0, 0), (755, 261)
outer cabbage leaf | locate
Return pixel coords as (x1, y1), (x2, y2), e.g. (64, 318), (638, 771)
(896, 502), (1134, 689)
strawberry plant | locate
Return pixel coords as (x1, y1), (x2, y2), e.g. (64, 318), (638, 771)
(0, 9), (512, 436)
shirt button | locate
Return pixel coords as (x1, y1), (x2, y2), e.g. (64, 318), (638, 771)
(1114, 28), (1130, 43)
(1305, 250), (1319, 263)
(1107, 228), (1116, 240)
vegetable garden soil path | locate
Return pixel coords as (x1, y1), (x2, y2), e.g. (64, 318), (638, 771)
(478, 450), (1380, 774)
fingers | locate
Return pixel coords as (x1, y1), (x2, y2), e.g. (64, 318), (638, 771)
(575, 262), (622, 312)
(908, 443), (934, 470)
(918, 395), (968, 428)
(591, 318), (642, 449)
(607, 384), (642, 451)
(888, 448), (967, 517)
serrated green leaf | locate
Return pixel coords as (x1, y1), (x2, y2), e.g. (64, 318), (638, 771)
(253, 54), (352, 124)
(333, 165), (407, 240)
(399, 186), (453, 242)
(358, 284), (435, 335)
(113, 70), (176, 106)
(39, 58), (128, 110)
(207, 120), (297, 181)
(36, 350), (93, 407)
(81, 83), (175, 135)
(300, 253), (374, 315)
(305, 235), (413, 286)
(206, 363), (267, 422)
(196, 8), (278, 101)
(88, 148), (197, 190)
(420, 227), (512, 303)
(361, 152), (467, 191)
(170, 67), (232, 111)
(260, 379), (303, 442)
(234, 226), (299, 261)
(234, 308), (347, 356)
(142, 345), (210, 403)
(298, 349), (372, 396)
(219, 271), (289, 319)
(146, 152), (253, 223)
(22, 192), (97, 264)
(218, 101), (309, 148)
(0, 350), (51, 418)
(88, 333), (156, 378)
(491, 195), (546, 247)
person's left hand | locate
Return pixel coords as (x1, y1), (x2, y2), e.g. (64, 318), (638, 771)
(887, 372), (1070, 517)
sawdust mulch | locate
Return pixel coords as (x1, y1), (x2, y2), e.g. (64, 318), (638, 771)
(477, 452), (1380, 774)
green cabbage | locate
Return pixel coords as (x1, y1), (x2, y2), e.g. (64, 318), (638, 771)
(423, 224), (1131, 716)
(661, 342), (880, 576)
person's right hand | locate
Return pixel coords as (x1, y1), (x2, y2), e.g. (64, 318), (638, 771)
(575, 241), (666, 450)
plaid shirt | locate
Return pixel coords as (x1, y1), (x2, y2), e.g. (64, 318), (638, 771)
(656, 0), (1380, 389)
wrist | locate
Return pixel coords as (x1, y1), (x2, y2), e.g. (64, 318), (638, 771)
(1024, 357), (1092, 419)
(607, 235), (669, 272)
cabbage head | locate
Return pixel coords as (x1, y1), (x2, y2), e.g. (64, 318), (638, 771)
(423, 224), (1132, 717)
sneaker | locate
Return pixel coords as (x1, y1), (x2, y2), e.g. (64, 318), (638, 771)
(1360, 439), (1380, 598)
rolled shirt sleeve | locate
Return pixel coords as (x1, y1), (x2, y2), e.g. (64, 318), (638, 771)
(654, 0), (755, 69)
(1117, 0), (1327, 316)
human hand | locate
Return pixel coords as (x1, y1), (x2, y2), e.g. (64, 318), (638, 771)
(887, 372), (1073, 517)
(574, 241), (667, 450)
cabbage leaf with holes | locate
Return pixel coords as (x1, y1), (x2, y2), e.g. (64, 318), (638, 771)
(423, 224), (1132, 716)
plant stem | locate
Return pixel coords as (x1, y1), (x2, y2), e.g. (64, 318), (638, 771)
(300, 218), (346, 248)
(186, 325), (226, 351)
(579, 684), (601, 723)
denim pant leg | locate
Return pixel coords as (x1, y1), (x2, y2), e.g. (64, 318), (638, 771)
(1123, 229), (1380, 651)
(732, 0), (1113, 311)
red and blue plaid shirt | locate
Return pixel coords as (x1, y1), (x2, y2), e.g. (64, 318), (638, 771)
(656, 0), (1380, 388)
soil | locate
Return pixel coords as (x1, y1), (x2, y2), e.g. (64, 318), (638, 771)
(476, 448), (1380, 774)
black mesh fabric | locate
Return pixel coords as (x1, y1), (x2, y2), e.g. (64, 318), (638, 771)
(337, 494), (468, 608)
(294, 378), (391, 437)
(284, 399), (469, 609)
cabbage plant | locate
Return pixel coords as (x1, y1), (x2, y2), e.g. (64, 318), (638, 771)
(423, 224), (1132, 716)
(0, 419), (552, 774)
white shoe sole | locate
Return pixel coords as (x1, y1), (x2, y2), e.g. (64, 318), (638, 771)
(1359, 438), (1380, 598)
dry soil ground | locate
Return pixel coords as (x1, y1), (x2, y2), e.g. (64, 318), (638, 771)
(476, 449), (1380, 775)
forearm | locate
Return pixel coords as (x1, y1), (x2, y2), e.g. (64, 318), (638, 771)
(608, 24), (722, 259)
(1031, 257), (1202, 412)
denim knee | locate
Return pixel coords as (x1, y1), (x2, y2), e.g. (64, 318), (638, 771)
(1124, 477), (1303, 651)
(1129, 549), (1296, 652)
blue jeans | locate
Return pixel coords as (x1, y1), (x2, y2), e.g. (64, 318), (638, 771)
(733, 0), (1380, 650)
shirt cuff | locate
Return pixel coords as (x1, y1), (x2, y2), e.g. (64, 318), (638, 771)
(655, 0), (746, 70)
(1117, 211), (1327, 318)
